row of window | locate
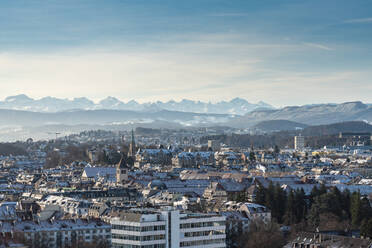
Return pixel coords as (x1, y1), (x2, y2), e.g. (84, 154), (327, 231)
(180, 221), (225, 229)
(180, 238), (226, 247)
(113, 244), (165, 248)
(26, 234), (111, 240)
(184, 230), (225, 237)
(26, 230), (110, 238)
(112, 225), (166, 232)
(112, 234), (165, 241)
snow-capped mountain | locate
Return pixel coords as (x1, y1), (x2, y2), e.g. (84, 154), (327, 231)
(0, 95), (273, 114)
(0, 94), (95, 112)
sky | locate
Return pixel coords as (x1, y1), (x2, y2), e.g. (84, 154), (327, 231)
(0, 0), (371, 107)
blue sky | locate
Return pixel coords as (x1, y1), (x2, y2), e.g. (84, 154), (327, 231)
(0, 0), (371, 106)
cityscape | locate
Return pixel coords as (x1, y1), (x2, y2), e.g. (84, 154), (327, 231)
(1, 1), (372, 248)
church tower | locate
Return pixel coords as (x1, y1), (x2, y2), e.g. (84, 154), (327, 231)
(116, 156), (129, 184)
(128, 129), (136, 159)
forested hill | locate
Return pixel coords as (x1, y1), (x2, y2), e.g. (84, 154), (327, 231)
(0, 143), (27, 156)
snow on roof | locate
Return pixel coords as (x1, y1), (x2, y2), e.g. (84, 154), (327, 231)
(14, 219), (110, 232)
(140, 149), (172, 155)
(217, 179), (247, 192)
(82, 166), (116, 179)
(177, 152), (213, 159)
(0, 202), (17, 220)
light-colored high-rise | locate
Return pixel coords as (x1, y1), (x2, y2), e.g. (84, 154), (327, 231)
(294, 135), (305, 150)
(111, 208), (226, 248)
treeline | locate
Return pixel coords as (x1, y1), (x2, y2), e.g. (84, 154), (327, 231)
(44, 144), (131, 168)
(254, 182), (372, 236)
(0, 143), (27, 156)
(45, 145), (89, 168)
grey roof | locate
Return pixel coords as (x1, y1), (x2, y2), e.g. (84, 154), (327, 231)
(83, 167), (116, 179)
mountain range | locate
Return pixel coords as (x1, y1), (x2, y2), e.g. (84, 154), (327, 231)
(0, 96), (372, 141)
(0, 94), (273, 114)
(228, 101), (372, 128)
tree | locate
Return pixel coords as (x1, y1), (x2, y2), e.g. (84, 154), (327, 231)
(265, 182), (275, 214)
(44, 150), (61, 168)
(341, 189), (351, 219)
(238, 220), (286, 248)
(274, 145), (280, 155)
(360, 197), (372, 222)
(273, 183), (286, 223)
(284, 190), (296, 225)
(294, 189), (307, 223)
(350, 191), (362, 227)
(361, 218), (372, 238)
(309, 185), (319, 208)
(308, 192), (343, 228)
(249, 151), (256, 162)
(236, 191), (248, 203)
(255, 185), (266, 205)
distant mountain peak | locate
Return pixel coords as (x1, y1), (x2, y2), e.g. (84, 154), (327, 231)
(230, 97), (248, 104)
(5, 94), (33, 102)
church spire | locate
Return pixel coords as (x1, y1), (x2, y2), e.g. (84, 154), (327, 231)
(128, 129), (136, 159)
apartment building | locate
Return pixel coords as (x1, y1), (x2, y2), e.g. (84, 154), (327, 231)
(111, 208), (226, 248)
(9, 219), (111, 248)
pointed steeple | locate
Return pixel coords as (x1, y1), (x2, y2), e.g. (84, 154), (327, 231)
(117, 155), (128, 169)
(128, 129), (136, 159)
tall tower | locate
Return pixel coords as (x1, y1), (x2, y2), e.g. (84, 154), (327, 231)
(128, 129), (136, 159)
(116, 156), (129, 184)
(294, 135), (305, 150)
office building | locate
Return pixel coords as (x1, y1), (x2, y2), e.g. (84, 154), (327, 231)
(111, 208), (226, 248)
(294, 135), (305, 150)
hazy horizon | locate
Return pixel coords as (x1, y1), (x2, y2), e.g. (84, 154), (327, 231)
(1, 0), (371, 106)
(0, 93), (370, 109)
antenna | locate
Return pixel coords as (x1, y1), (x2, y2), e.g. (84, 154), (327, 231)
(47, 132), (61, 141)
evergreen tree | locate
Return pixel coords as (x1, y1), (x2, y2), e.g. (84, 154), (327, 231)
(294, 189), (307, 223)
(350, 191), (362, 227)
(265, 182), (275, 213)
(249, 151), (256, 162)
(308, 192), (342, 227)
(273, 184), (286, 223)
(341, 189), (351, 220)
(284, 190), (295, 224)
(360, 218), (372, 238)
(360, 197), (372, 221)
(274, 145), (280, 155)
(318, 184), (327, 195)
(255, 185), (266, 205)
(309, 185), (319, 208)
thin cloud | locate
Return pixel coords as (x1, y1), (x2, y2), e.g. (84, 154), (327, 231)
(209, 13), (247, 17)
(344, 17), (372, 23)
(303, 42), (333, 51)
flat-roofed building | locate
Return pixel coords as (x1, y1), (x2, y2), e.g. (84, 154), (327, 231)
(110, 208), (226, 248)
(294, 135), (305, 150)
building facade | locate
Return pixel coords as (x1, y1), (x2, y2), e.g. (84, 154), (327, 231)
(111, 208), (226, 248)
(12, 219), (111, 248)
(294, 135), (305, 150)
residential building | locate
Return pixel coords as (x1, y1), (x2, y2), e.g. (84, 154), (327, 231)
(208, 140), (220, 151)
(10, 219), (111, 248)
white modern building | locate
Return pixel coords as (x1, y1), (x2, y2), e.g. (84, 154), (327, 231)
(111, 208), (226, 248)
(294, 135), (305, 150)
